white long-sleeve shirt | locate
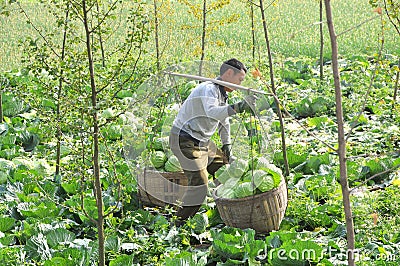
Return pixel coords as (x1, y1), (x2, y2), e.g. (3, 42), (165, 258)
(172, 81), (233, 145)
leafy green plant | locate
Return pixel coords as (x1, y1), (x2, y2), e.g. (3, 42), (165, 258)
(304, 174), (339, 202)
(293, 96), (332, 118)
(1, 94), (25, 118)
(210, 227), (266, 264)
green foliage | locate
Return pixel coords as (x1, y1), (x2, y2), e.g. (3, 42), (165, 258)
(304, 174), (338, 202)
(109, 255), (136, 266)
(0, 216), (15, 232)
(1, 94), (25, 118)
(294, 96), (332, 118)
(186, 213), (209, 235)
(18, 201), (60, 219)
(273, 148), (308, 169)
(102, 124), (122, 141)
(268, 238), (323, 265)
(210, 227), (266, 263)
(363, 157), (394, 183)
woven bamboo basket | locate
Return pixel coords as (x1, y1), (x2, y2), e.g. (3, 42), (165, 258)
(213, 179), (288, 233)
(138, 168), (188, 207)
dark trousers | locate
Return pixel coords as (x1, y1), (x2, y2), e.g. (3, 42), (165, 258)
(169, 133), (227, 220)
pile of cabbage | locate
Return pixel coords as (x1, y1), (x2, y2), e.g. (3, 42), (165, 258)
(215, 157), (283, 199)
(148, 137), (182, 172)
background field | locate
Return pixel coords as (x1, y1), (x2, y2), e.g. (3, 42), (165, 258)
(0, 0), (398, 72)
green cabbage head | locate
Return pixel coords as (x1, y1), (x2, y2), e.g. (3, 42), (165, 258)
(227, 159), (248, 179)
(150, 151), (167, 168)
(234, 182), (256, 198)
(164, 155), (182, 172)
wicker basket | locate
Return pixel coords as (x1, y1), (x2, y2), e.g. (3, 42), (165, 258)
(138, 168), (188, 207)
(213, 180), (288, 233)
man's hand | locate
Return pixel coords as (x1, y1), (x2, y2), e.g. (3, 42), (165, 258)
(233, 94), (257, 113)
(221, 144), (232, 162)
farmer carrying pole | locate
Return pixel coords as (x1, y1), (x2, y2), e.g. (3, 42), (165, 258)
(168, 58), (257, 223)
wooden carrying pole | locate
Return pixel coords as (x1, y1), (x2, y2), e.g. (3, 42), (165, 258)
(165, 72), (269, 95)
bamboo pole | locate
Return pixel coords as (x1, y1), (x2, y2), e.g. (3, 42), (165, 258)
(164, 71), (269, 95)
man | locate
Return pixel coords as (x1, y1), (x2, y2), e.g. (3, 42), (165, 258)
(169, 58), (256, 221)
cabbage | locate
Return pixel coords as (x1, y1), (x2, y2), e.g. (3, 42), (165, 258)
(215, 165), (228, 179)
(248, 170), (266, 186)
(217, 165), (240, 184)
(241, 171), (252, 182)
(217, 159), (248, 184)
(153, 137), (169, 151)
(150, 151), (167, 168)
(217, 184), (235, 199)
(256, 174), (275, 192)
(234, 182), (256, 198)
(227, 159), (248, 179)
(165, 149), (174, 158)
(164, 155), (182, 172)
(12, 157), (35, 170)
(0, 171), (8, 184)
(217, 177), (240, 198)
(243, 169), (278, 193)
(34, 159), (53, 176)
(0, 158), (15, 173)
(254, 157), (270, 170)
(189, 213), (208, 234)
(255, 157), (283, 187)
(264, 165), (283, 187)
(217, 169), (231, 184)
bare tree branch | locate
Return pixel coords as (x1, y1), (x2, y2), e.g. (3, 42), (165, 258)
(337, 15), (379, 37)
(90, 0), (119, 34)
(384, 0), (400, 35)
(350, 163), (400, 192)
(17, 2), (61, 59)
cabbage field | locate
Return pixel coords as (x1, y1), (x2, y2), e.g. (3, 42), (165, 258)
(0, 0), (400, 265)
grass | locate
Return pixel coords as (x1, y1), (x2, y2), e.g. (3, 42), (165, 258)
(0, 0), (399, 72)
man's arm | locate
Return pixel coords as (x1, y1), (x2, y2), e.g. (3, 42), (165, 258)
(218, 118), (231, 145)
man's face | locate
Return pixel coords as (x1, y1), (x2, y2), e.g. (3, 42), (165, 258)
(224, 69), (246, 92)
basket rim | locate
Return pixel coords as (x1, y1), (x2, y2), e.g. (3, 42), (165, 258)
(144, 167), (185, 174)
(138, 168), (187, 191)
(212, 179), (287, 202)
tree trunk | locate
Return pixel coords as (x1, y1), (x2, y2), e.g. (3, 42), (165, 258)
(258, 0), (290, 177)
(199, 0), (207, 76)
(153, 0), (160, 70)
(324, 1), (355, 265)
(0, 91), (3, 123)
(56, 7), (69, 177)
(96, 1), (106, 67)
(82, 1), (105, 265)
(319, 0), (324, 81)
(393, 59), (399, 107)
(251, 3), (256, 63)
